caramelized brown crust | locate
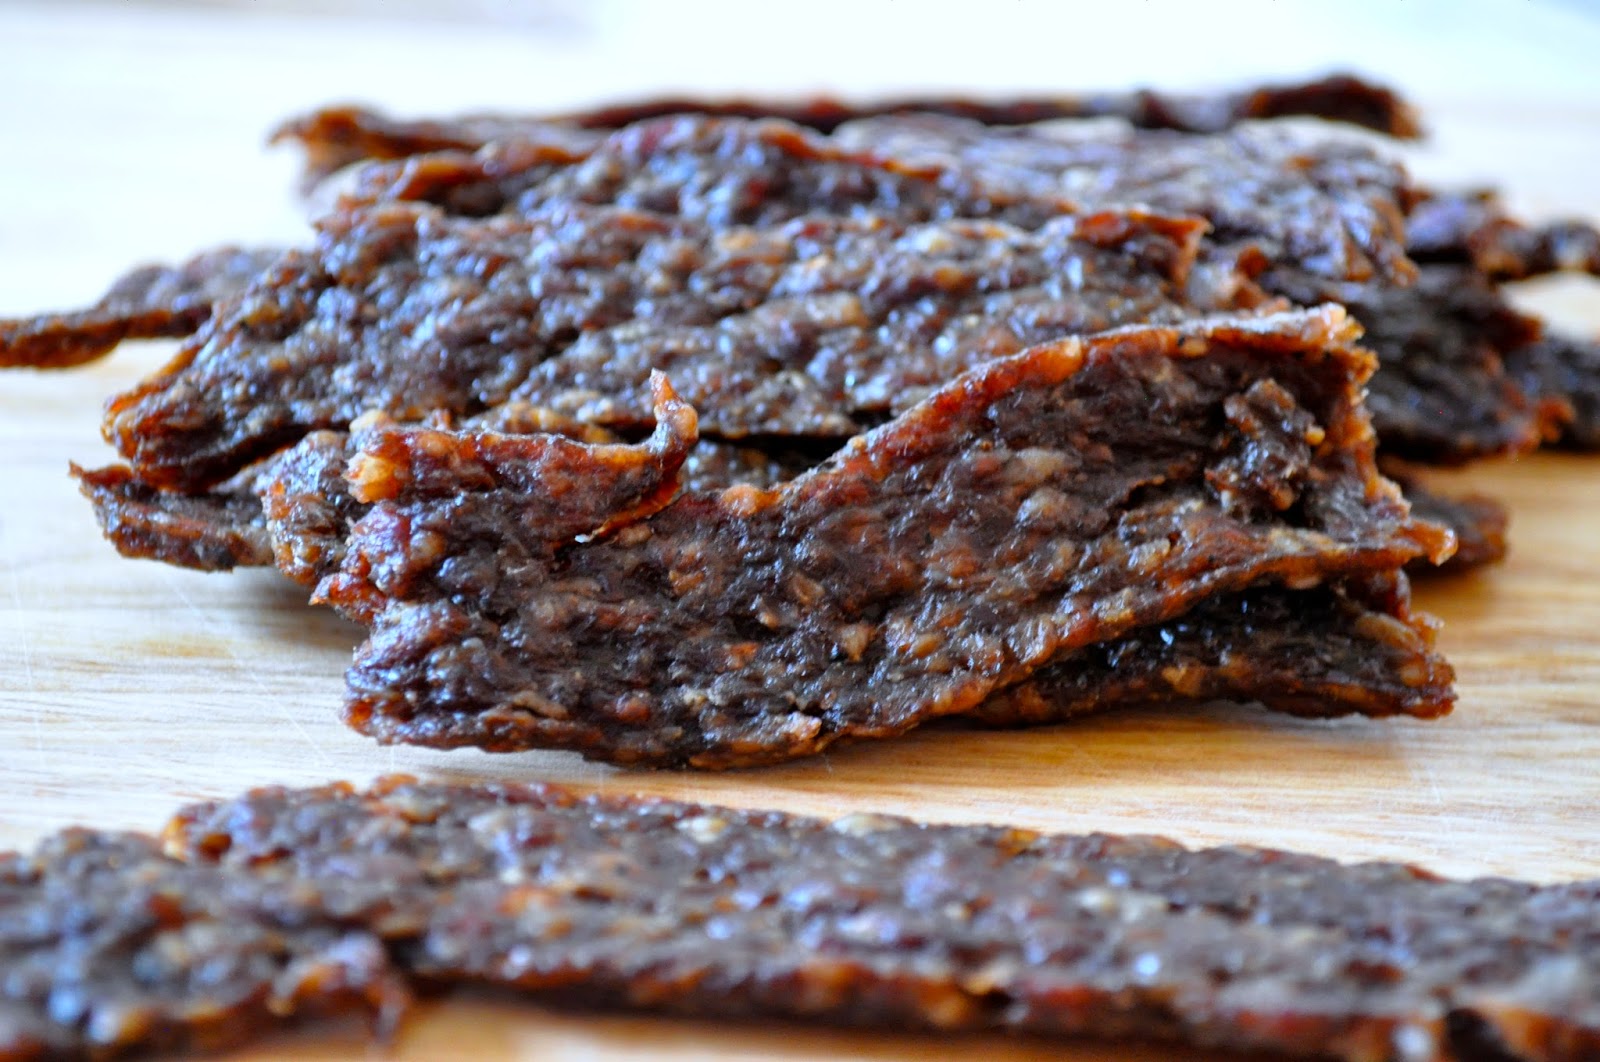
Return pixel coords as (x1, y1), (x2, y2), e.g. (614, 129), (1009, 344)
(6, 777), (1599, 1061)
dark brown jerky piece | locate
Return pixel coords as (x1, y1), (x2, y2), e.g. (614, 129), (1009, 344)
(0, 246), (283, 370)
(71, 463), (273, 572)
(981, 575), (1451, 723)
(275, 73), (1419, 187)
(0, 826), (409, 1061)
(318, 310), (1449, 767)
(1406, 189), (1600, 281)
(1381, 464), (1511, 574)
(10, 777), (1599, 1061)
(829, 116), (1416, 288)
(103, 194), (1244, 491)
(1273, 263), (1553, 462)
(1503, 335), (1600, 450)
(339, 115), (1079, 227)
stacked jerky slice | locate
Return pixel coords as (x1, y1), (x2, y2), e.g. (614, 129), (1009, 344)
(5, 777), (1600, 1061)
(273, 79), (1600, 565)
(4, 85), (1462, 765)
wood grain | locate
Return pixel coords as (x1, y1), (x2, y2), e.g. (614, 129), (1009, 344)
(2, 3), (1599, 1059)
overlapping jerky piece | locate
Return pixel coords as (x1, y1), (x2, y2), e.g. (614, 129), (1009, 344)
(346, 115), (1413, 293)
(1272, 263), (1552, 462)
(977, 574), (1451, 723)
(828, 116), (1416, 287)
(103, 190), (1246, 491)
(274, 73), (1420, 187)
(1503, 335), (1600, 450)
(310, 309), (1449, 767)
(0, 246), (283, 369)
(1406, 189), (1600, 281)
(8, 777), (1599, 1061)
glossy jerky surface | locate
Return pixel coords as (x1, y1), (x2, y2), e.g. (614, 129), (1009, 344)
(317, 310), (1449, 767)
(103, 190), (1243, 491)
(5, 777), (1599, 1061)
(0, 247), (283, 369)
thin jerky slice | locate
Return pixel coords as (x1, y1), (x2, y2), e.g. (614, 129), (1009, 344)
(980, 574), (1451, 723)
(1273, 263), (1552, 462)
(549, 72), (1424, 138)
(71, 463), (272, 572)
(1503, 335), (1600, 450)
(104, 195), (1246, 491)
(319, 309), (1450, 767)
(274, 72), (1419, 186)
(0, 246), (282, 369)
(9, 777), (1600, 1061)
(1382, 465), (1511, 574)
(1406, 189), (1600, 281)
(828, 116), (1416, 288)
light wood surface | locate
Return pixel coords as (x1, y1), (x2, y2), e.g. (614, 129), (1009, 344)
(3, 3), (1600, 1059)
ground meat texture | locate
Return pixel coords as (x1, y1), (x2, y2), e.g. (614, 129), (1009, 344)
(313, 309), (1450, 767)
(828, 116), (1416, 289)
(0, 246), (283, 370)
(1503, 335), (1600, 450)
(101, 196), (1247, 492)
(1274, 264), (1554, 463)
(1405, 189), (1600, 281)
(0, 827), (410, 1061)
(275, 73), (1419, 186)
(978, 574), (1451, 723)
(7, 777), (1600, 1061)
(71, 463), (273, 572)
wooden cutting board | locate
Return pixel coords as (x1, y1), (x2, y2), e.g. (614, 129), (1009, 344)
(3, 4), (1599, 1059)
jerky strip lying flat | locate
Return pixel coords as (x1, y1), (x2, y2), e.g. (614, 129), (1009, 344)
(1503, 335), (1600, 450)
(305, 309), (1450, 767)
(6, 777), (1598, 1061)
(103, 193), (1250, 491)
(1381, 465), (1511, 574)
(0, 247), (283, 369)
(274, 72), (1419, 186)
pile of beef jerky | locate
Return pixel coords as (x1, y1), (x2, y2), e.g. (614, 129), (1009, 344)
(4, 777), (1600, 1061)
(4, 74), (1600, 770)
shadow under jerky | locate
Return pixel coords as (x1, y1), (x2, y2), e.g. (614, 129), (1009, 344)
(4, 777), (1597, 1062)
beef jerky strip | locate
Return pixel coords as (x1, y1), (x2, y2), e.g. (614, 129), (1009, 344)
(978, 572), (1450, 722)
(0, 246), (283, 370)
(8, 777), (1599, 1062)
(315, 309), (1450, 767)
(71, 413), (1455, 729)
(1406, 189), (1600, 281)
(344, 116), (1414, 292)
(104, 191), (1250, 491)
(273, 72), (1419, 187)
(827, 117), (1415, 288)
(552, 73), (1424, 138)
(1503, 334), (1600, 450)
(1271, 263), (1554, 463)
(1380, 463), (1511, 574)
